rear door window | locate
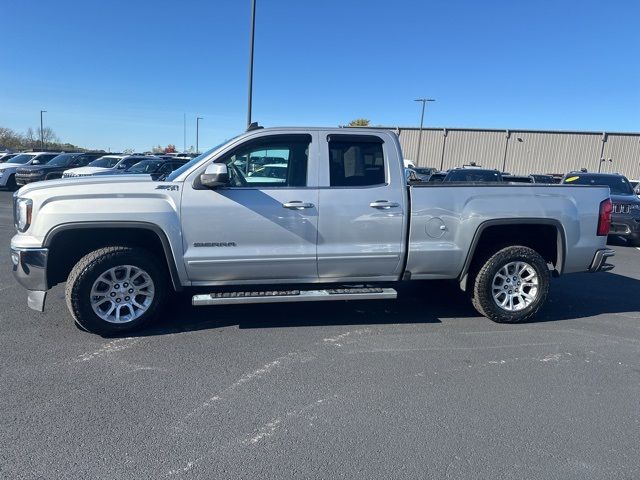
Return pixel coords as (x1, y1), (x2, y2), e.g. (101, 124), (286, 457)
(328, 136), (385, 187)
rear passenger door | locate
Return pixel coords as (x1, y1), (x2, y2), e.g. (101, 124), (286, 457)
(317, 133), (407, 281)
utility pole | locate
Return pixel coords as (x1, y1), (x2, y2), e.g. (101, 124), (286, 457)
(40, 110), (47, 150)
(247, 0), (257, 129)
(196, 116), (203, 154)
(414, 99), (435, 166)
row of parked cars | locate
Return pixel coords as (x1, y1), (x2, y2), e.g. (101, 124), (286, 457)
(0, 151), (197, 189)
(403, 162), (560, 184)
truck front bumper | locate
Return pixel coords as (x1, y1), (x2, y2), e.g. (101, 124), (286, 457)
(588, 248), (615, 273)
(11, 247), (49, 311)
(609, 214), (640, 242)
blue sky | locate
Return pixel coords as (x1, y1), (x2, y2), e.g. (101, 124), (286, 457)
(1, 0), (638, 151)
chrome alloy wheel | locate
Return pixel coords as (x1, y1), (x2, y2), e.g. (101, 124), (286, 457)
(90, 265), (155, 323)
(491, 261), (539, 312)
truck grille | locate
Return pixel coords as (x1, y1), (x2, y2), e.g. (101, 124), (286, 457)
(612, 203), (630, 214)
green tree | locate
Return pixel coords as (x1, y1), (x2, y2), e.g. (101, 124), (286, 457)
(347, 118), (370, 127)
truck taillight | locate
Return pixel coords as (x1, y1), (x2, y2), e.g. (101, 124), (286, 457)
(597, 198), (612, 236)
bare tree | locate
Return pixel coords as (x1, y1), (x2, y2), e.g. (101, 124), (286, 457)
(25, 128), (37, 148)
(0, 127), (25, 150)
(37, 127), (59, 147)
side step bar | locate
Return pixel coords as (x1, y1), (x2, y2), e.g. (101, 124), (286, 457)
(192, 287), (397, 306)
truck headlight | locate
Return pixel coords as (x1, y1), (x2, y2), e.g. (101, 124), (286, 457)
(14, 197), (33, 232)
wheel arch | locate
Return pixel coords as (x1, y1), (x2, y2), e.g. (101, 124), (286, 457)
(43, 222), (183, 291)
(458, 218), (566, 291)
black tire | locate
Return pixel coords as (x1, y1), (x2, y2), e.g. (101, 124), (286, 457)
(6, 174), (17, 190)
(471, 246), (550, 323)
(65, 246), (167, 335)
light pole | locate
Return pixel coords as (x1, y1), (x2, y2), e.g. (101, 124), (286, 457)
(247, 0), (256, 129)
(40, 110), (47, 150)
(196, 116), (203, 154)
(414, 98), (435, 166)
(183, 113), (186, 153)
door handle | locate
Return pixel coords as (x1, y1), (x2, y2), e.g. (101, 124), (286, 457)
(282, 201), (315, 210)
(369, 200), (400, 209)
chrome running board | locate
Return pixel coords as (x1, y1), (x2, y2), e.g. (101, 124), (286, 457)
(192, 287), (397, 306)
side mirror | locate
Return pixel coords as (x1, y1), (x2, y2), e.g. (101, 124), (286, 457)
(117, 163), (127, 169)
(200, 163), (228, 188)
(32, 160), (41, 165)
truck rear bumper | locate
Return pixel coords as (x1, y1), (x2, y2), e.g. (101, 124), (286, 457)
(11, 247), (49, 311)
(588, 248), (615, 273)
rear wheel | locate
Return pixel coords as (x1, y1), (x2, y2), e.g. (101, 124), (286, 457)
(471, 246), (550, 323)
(65, 246), (167, 335)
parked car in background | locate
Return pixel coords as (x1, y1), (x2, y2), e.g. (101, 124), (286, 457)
(530, 174), (556, 184)
(413, 167), (436, 180)
(563, 172), (640, 246)
(426, 171), (447, 183)
(94, 157), (187, 180)
(444, 168), (503, 183)
(174, 153), (199, 160)
(62, 155), (146, 178)
(15, 152), (106, 185)
(243, 163), (289, 183)
(403, 159), (416, 169)
(503, 174), (534, 183)
(0, 152), (61, 189)
(0, 153), (19, 163)
(405, 168), (420, 182)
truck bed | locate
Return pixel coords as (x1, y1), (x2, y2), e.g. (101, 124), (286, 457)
(406, 183), (610, 279)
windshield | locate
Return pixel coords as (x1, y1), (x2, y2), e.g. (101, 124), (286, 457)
(6, 153), (36, 165)
(563, 174), (634, 195)
(127, 160), (162, 173)
(166, 136), (241, 181)
(89, 156), (122, 168)
(47, 154), (75, 166)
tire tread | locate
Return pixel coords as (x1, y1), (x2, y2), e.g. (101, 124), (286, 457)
(471, 246), (550, 324)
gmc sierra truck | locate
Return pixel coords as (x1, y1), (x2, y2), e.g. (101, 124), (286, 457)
(11, 127), (614, 335)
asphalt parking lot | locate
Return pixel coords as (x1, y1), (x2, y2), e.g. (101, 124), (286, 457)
(1, 190), (639, 479)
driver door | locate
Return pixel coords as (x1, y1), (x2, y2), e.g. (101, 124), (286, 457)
(181, 132), (319, 284)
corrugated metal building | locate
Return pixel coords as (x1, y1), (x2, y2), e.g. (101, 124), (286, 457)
(375, 127), (640, 180)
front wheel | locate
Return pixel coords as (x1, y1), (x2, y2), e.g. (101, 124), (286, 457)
(65, 246), (167, 335)
(471, 246), (550, 323)
(6, 174), (17, 190)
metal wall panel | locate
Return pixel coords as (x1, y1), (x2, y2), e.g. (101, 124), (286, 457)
(397, 128), (443, 167)
(505, 131), (603, 175)
(387, 126), (639, 179)
(602, 134), (640, 180)
(441, 130), (506, 171)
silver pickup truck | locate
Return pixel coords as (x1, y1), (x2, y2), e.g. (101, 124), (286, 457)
(11, 127), (615, 334)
